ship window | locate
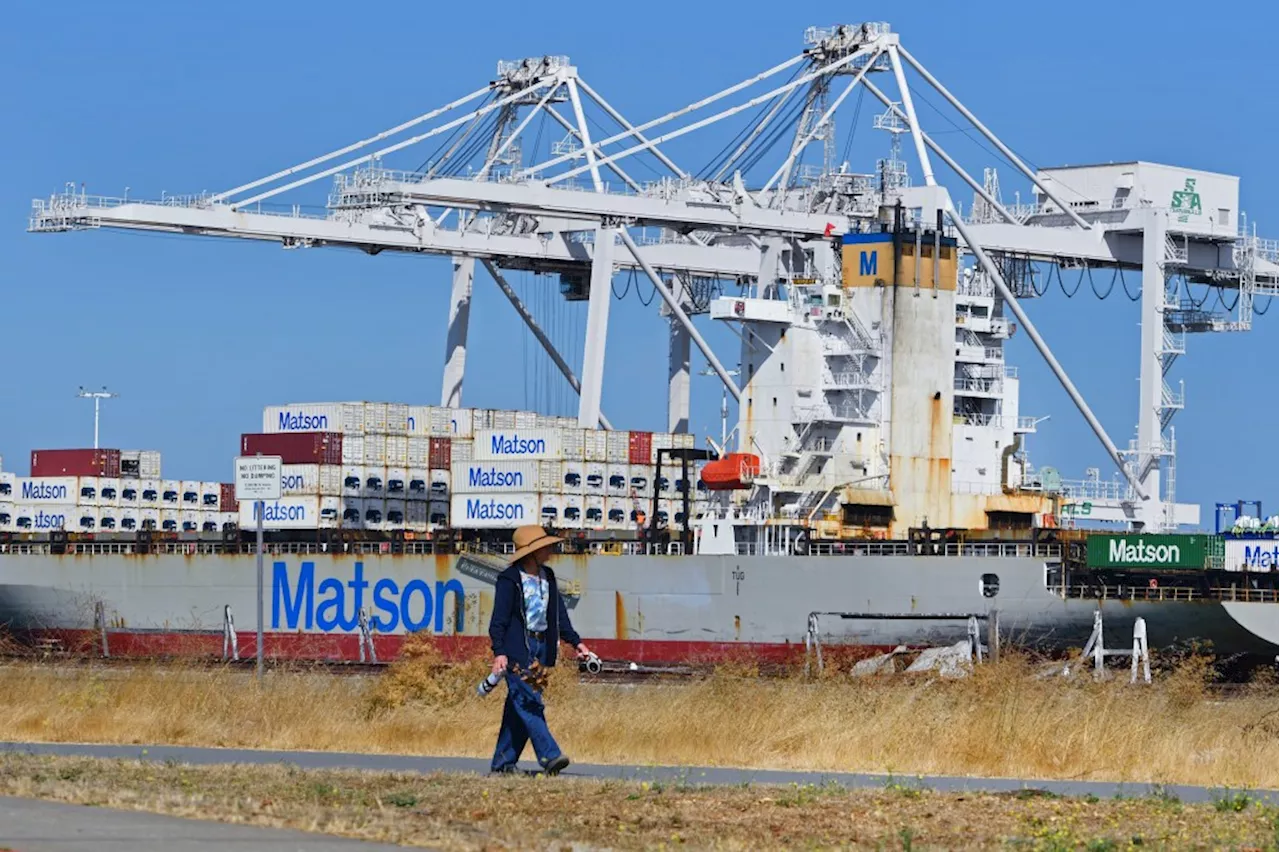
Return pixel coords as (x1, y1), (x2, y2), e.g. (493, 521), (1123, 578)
(1218, 208), (1229, 226)
(780, 362), (785, 372)
(772, 397), (777, 407)
(183, 491), (198, 503)
(102, 488), (117, 499)
(586, 507), (602, 522)
(163, 491), (178, 503)
(980, 573), (1000, 598)
(81, 487), (95, 500)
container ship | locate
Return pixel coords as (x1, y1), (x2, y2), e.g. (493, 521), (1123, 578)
(7, 22), (1277, 666)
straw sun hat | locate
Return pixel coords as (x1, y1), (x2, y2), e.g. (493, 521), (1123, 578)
(509, 525), (564, 564)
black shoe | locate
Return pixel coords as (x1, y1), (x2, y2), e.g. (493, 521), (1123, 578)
(543, 754), (570, 776)
(490, 764), (519, 775)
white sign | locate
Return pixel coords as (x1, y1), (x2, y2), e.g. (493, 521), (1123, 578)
(235, 456), (283, 501)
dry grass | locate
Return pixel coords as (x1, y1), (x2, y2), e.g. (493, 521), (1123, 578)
(0, 635), (1275, 790)
(0, 753), (1276, 850)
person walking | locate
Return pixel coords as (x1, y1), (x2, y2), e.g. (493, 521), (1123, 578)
(488, 524), (592, 775)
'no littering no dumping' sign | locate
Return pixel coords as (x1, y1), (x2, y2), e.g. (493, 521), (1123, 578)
(235, 456), (283, 502)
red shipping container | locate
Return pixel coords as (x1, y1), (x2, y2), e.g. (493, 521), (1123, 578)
(428, 437), (452, 471)
(240, 432), (343, 466)
(628, 432), (653, 465)
(219, 483), (238, 513)
(31, 448), (121, 478)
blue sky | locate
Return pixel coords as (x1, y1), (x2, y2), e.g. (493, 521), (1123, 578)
(1, 1), (1275, 527)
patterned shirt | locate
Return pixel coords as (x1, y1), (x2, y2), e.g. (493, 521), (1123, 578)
(520, 569), (549, 632)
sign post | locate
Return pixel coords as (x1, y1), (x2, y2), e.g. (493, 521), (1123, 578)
(235, 454), (282, 681)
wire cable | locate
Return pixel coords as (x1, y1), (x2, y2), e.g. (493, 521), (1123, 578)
(1088, 265), (1116, 299)
(1216, 286), (1240, 312)
(1255, 296), (1273, 315)
(1119, 267), (1141, 302)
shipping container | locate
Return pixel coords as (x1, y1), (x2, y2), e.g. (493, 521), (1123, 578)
(342, 434), (365, 467)
(280, 464), (343, 496)
(119, 508), (140, 531)
(10, 503), (73, 531)
(160, 509), (181, 532)
(406, 501), (429, 533)
(430, 407), (474, 438)
(264, 403), (364, 435)
(428, 437), (452, 470)
(219, 483), (237, 513)
(536, 461), (560, 492)
(492, 410), (518, 429)
(450, 492), (538, 528)
(363, 402), (389, 434)
(385, 499), (408, 529)
(407, 468), (430, 500)
(387, 435), (410, 467)
(155, 479), (177, 504)
(0, 502), (13, 532)
(362, 499), (387, 530)
(139, 507), (160, 530)
(429, 469), (451, 501)
(363, 467), (388, 498)
(363, 433), (388, 467)
(1223, 537), (1279, 572)
(515, 410), (539, 430)
(604, 498), (631, 530)
(451, 460), (539, 494)
(473, 428), (562, 461)
(121, 450), (161, 479)
(341, 498), (364, 529)
(452, 439), (474, 462)
(584, 495), (606, 530)
(30, 448), (121, 478)
(180, 509), (202, 533)
(139, 479), (162, 506)
(341, 467), (364, 498)
(606, 464), (630, 495)
(72, 506), (98, 531)
(606, 432), (630, 464)
(408, 436), (430, 468)
(241, 432), (344, 466)
(561, 461), (585, 493)
(76, 477), (101, 506)
(0, 471), (14, 498)
(427, 499), (450, 528)
(13, 477), (78, 505)
(1085, 534), (1210, 570)
(386, 403), (410, 436)
(199, 481), (221, 509)
(537, 493), (565, 526)
(239, 496), (328, 530)
(406, 405), (430, 436)
(583, 430), (607, 463)
(98, 477), (122, 507)
(584, 462), (606, 494)
(383, 467), (406, 498)
(562, 494), (584, 529)
(180, 480), (203, 508)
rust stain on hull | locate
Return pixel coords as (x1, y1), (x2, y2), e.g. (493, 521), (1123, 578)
(615, 591), (627, 641)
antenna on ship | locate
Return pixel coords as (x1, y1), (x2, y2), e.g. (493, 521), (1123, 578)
(77, 386), (118, 449)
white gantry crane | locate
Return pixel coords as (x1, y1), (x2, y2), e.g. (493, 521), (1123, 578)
(29, 22), (1276, 533)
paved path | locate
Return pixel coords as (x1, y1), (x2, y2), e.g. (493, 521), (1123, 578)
(0, 795), (411, 851)
(0, 741), (1274, 807)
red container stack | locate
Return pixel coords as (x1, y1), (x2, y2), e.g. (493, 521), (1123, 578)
(428, 437), (452, 470)
(219, 483), (238, 513)
(31, 448), (122, 478)
(628, 431), (653, 465)
(239, 432), (343, 466)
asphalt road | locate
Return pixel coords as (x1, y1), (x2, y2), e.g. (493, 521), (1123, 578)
(0, 795), (413, 851)
(2, 740), (1276, 806)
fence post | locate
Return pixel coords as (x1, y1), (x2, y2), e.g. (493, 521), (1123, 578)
(93, 601), (109, 658)
(986, 609), (1000, 663)
(223, 605), (239, 662)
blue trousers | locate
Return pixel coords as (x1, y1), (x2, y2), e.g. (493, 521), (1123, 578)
(490, 636), (563, 771)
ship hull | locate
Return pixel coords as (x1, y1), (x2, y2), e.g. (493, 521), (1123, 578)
(1, 551), (1275, 662)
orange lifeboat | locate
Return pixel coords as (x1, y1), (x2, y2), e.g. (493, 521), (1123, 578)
(700, 453), (761, 491)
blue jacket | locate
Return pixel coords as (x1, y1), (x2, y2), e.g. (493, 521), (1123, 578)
(488, 562), (581, 669)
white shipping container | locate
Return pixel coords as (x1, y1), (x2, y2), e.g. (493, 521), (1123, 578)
(219, 511), (238, 530)
(515, 410), (539, 429)
(408, 437), (430, 467)
(14, 477), (79, 505)
(606, 464), (630, 495)
(387, 435), (409, 467)
(9, 503), (74, 531)
(340, 498), (364, 529)
(264, 402), (364, 434)
(604, 498), (631, 530)
(450, 492), (539, 528)
(1223, 538), (1279, 572)
(427, 500), (450, 528)
(161, 480), (181, 505)
(406, 405), (431, 435)
(98, 507), (121, 531)
(239, 496), (324, 530)
(675, 432), (695, 450)
(0, 471), (15, 499)
(431, 407), (474, 437)
(70, 506), (98, 531)
(584, 430), (607, 462)
(385, 467), (410, 499)
(628, 465), (651, 496)
(180, 509), (201, 532)
(386, 403), (410, 436)
(0, 502), (15, 532)
(342, 434), (366, 466)
(563, 494), (584, 529)
(121, 450), (162, 479)
(97, 477), (122, 507)
(452, 439), (474, 462)
(139, 479), (162, 505)
(141, 508), (161, 530)
(537, 461), (560, 492)
(606, 431), (630, 463)
(407, 468), (430, 501)
(200, 481), (221, 509)
(362, 499), (387, 530)
(364, 433), (388, 467)
(118, 481), (140, 505)
(160, 509), (181, 532)
(584, 495), (606, 530)
(538, 493), (564, 526)
(119, 507), (140, 531)
(535, 413), (558, 429)
(364, 402), (389, 434)
(473, 428), (563, 461)
(429, 469), (451, 501)
(491, 410), (518, 429)
(279, 464), (342, 496)
(341, 466), (365, 497)
(451, 460), (539, 494)
(363, 467), (388, 498)
(561, 461), (584, 493)
(180, 480), (203, 508)
(584, 462), (606, 494)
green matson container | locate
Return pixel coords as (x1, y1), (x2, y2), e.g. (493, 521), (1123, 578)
(1085, 534), (1219, 570)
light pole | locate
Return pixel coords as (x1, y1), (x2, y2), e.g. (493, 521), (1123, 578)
(699, 366), (740, 449)
(77, 386), (118, 449)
